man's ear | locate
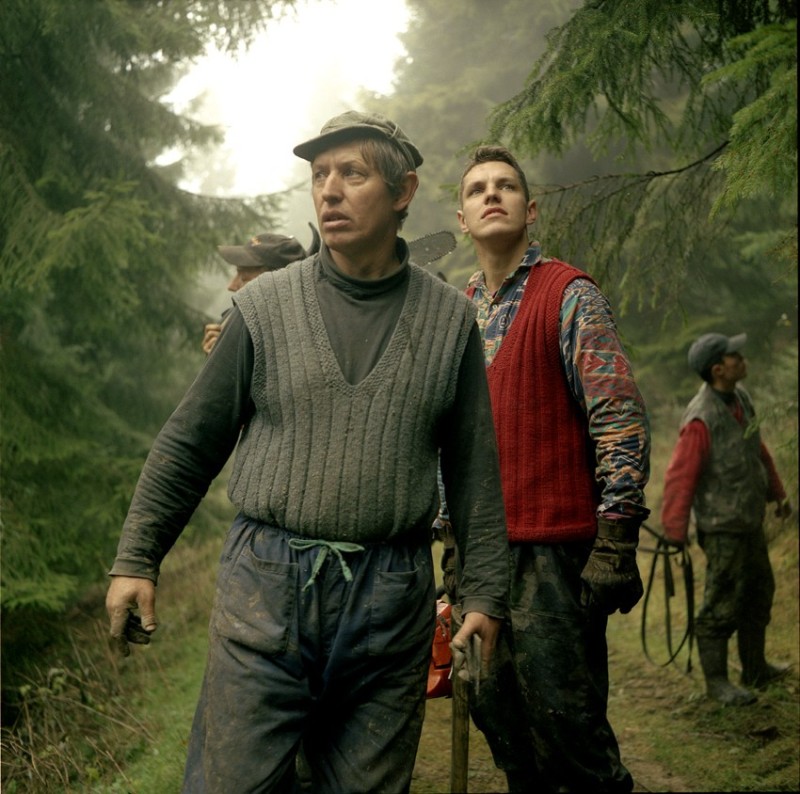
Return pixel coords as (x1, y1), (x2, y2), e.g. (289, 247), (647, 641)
(393, 171), (419, 213)
(457, 210), (469, 234)
(526, 199), (537, 226)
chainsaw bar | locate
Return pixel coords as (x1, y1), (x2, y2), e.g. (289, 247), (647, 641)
(407, 230), (457, 267)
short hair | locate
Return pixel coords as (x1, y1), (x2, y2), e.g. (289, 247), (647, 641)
(699, 362), (720, 383)
(700, 353), (731, 383)
(459, 145), (530, 206)
(359, 137), (415, 227)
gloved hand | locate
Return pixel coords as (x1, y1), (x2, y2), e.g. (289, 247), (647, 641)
(775, 497), (793, 520)
(580, 517), (644, 615)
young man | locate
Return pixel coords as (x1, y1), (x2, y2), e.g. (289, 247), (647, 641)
(454, 145), (650, 793)
(201, 229), (318, 355)
(661, 332), (792, 705)
(105, 112), (509, 793)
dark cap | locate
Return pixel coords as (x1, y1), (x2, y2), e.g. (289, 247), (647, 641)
(217, 233), (307, 271)
(688, 332), (747, 375)
(293, 110), (423, 168)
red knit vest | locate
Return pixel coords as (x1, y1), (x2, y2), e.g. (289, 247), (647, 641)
(475, 260), (599, 543)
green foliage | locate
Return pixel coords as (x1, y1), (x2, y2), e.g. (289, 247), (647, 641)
(490, 0), (795, 158)
(483, 0), (797, 301)
(0, 543), (217, 792)
(366, 0), (574, 285)
(706, 20), (798, 213)
(749, 343), (799, 505)
(0, 0), (288, 617)
(368, 0), (796, 400)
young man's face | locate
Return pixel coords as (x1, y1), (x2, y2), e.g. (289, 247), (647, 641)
(310, 141), (416, 259)
(457, 161), (536, 243)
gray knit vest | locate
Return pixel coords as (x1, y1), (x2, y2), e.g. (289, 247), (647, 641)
(229, 257), (476, 542)
(681, 383), (768, 533)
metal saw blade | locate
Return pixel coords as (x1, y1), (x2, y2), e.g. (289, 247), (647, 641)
(407, 231), (457, 266)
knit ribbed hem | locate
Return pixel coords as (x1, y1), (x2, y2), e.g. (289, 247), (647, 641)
(507, 524), (597, 544)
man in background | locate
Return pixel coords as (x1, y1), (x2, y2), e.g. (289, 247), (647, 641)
(201, 228), (318, 354)
(661, 332), (792, 705)
(453, 144), (650, 793)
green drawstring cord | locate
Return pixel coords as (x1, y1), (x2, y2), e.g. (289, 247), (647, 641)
(287, 538), (366, 591)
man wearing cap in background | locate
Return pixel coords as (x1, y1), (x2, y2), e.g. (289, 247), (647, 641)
(201, 229), (318, 354)
(661, 332), (792, 706)
(105, 109), (508, 793)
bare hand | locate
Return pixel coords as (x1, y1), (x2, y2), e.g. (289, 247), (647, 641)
(202, 323), (222, 355)
(450, 611), (501, 680)
(106, 576), (158, 657)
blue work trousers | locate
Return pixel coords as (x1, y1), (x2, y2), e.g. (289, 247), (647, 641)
(183, 514), (435, 793)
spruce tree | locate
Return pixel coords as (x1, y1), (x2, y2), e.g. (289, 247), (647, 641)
(0, 0), (289, 616)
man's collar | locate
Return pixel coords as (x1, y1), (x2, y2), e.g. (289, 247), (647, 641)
(468, 241), (543, 289)
(522, 241), (543, 268)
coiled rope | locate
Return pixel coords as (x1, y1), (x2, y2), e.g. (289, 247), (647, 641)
(638, 523), (695, 672)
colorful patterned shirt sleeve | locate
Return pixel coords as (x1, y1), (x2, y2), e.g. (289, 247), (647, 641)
(560, 279), (650, 518)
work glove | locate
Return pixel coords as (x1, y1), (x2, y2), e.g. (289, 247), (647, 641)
(580, 517), (644, 615)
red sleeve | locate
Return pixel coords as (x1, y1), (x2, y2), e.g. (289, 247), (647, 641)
(660, 420), (710, 542)
(760, 441), (787, 502)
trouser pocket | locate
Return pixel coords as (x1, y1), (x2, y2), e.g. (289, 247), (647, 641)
(212, 519), (298, 655)
(367, 542), (434, 658)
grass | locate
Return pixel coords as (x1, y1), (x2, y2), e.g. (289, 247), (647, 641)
(606, 524), (800, 792)
(1, 542), (217, 793)
(89, 625), (208, 793)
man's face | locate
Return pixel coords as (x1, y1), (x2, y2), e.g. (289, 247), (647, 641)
(310, 141), (412, 258)
(716, 351), (748, 385)
(228, 266), (267, 292)
(457, 161), (536, 242)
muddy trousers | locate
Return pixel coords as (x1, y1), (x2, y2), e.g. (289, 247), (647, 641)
(182, 514), (435, 794)
(695, 529), (776, 692)
(469, 541), (633, 794)
(695, 528), (774, 640)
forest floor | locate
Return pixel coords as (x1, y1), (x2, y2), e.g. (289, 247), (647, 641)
(412, 627), (799, 793)
(411, 530), (800, 793)
(2, 528), (798, 793)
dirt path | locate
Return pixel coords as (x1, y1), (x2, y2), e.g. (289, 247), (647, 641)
(410, 610), (797, 793)
(410, 532), (799, 793)
(411, 677), (690, 794)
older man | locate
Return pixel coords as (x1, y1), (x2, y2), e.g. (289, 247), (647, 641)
(105, 111), (508, 793)
(201, 230), (317, 355)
